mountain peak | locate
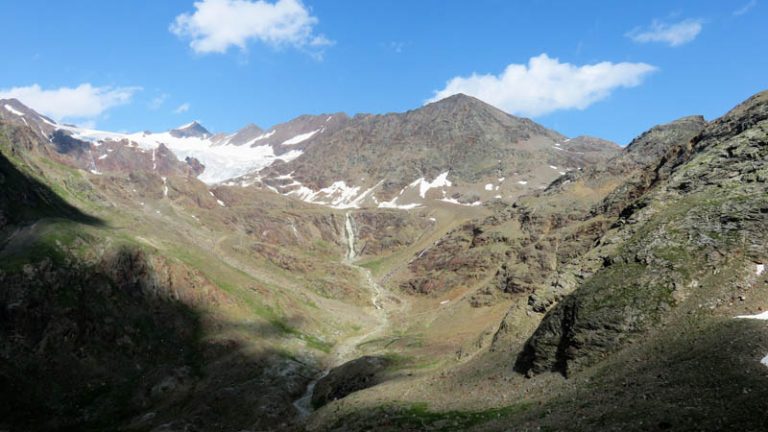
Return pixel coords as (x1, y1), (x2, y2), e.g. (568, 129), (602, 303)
(426, 93), (492, 109)
(421, 93), (526, 123)
(170, 121), (211, 139)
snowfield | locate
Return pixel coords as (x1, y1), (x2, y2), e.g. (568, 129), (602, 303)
(58, 125), (304, 184)
(282, 129), (321, 145)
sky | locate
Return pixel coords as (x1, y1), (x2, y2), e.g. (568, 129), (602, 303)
(0, 0), (766, 144)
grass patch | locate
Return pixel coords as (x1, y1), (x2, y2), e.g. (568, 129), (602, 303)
(389, 401), (533, 431)
(359, 257), (386, 274)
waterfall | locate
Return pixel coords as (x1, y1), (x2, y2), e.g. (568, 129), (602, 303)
(345, 212), (356, 261)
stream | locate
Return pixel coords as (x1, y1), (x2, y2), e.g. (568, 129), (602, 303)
(292, 211), (389, 417)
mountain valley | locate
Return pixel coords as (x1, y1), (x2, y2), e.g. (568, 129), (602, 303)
(1, 90), (768, 432)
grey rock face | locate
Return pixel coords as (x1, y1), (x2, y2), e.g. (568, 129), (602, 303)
(311, 356), (390, 408)
(514, 91), (768, 377)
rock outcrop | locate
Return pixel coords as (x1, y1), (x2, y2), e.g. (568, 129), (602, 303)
(515, 90), (768, 376)
(311, 356), (391, 408)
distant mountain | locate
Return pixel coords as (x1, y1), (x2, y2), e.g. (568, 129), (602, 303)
(0, 98), (59, 136)
(255, 93), (620, 208)
(214, 123), (263, 146)
(0, 96), (619, 209)
(169, 121), (211, 139)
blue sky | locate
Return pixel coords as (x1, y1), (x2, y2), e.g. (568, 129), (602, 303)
(0, 0), (766, 144)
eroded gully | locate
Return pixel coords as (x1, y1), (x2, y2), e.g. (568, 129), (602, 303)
(292, 211), (392, 417)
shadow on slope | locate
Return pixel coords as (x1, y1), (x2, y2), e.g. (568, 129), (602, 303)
(0, 150), (103, 227)
(0, 243), (315, 432)
(309, 318), (768, 432)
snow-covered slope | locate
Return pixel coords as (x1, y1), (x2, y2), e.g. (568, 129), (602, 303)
(0, 97), (620, 212)
(59, 125), (303, 184)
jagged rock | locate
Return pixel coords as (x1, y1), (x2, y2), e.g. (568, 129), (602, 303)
(311, 356), (391, 408)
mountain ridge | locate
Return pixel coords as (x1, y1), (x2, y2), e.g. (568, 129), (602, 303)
(0, 96), (619, 210)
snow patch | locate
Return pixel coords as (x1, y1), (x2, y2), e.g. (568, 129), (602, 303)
(249, 130), (275, 143)
(757, 264), (765, 276)
(162, 177), (169, 197)
(735, 311), (768, 320)
(282, 129), (321, 146)
(549, 165), (558, 170)
(440, 197), (482, 207)
(411, 171), (452, 198)
(98, 154), (108, 160)
(3, 104), (23, 116)
(517, 180), (528, 185)
(378, 197), (421, 210)
(484, 183), (494, 191)
(287, 180), (377, 209)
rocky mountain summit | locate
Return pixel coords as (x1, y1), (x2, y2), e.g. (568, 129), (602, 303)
(169, 121), (211, 139)
(256, 94), (620, 208)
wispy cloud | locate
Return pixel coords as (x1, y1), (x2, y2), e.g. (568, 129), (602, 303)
(170, 0), (333, 56)
(733, 0), (758, 16)
(427, 54), (657, 117)
(149, 93), (169, 110)
(388, 41), (405, 54)
(626, 18), (704, 47)
(174, 103), (191, 114)
(0, 83), (139, 123)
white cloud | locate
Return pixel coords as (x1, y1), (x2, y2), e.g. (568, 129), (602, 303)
(427, 54), (657, 117)
(0, 83), (139, 122)
(149, 93), (169, 110)
(734, 0), (758, 16)
(626, 19), (703, 47)
(174, 103), (191, 113)
(170, 0), (332, 54)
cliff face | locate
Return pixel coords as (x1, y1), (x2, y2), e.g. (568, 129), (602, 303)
(514, 91), (768, 376)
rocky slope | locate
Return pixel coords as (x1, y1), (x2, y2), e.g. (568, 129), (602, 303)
(0, 112), (434, 431)
(255, 94), (619, 209)
(514, 91), (768, 377)
(299, 91), (768, 432)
